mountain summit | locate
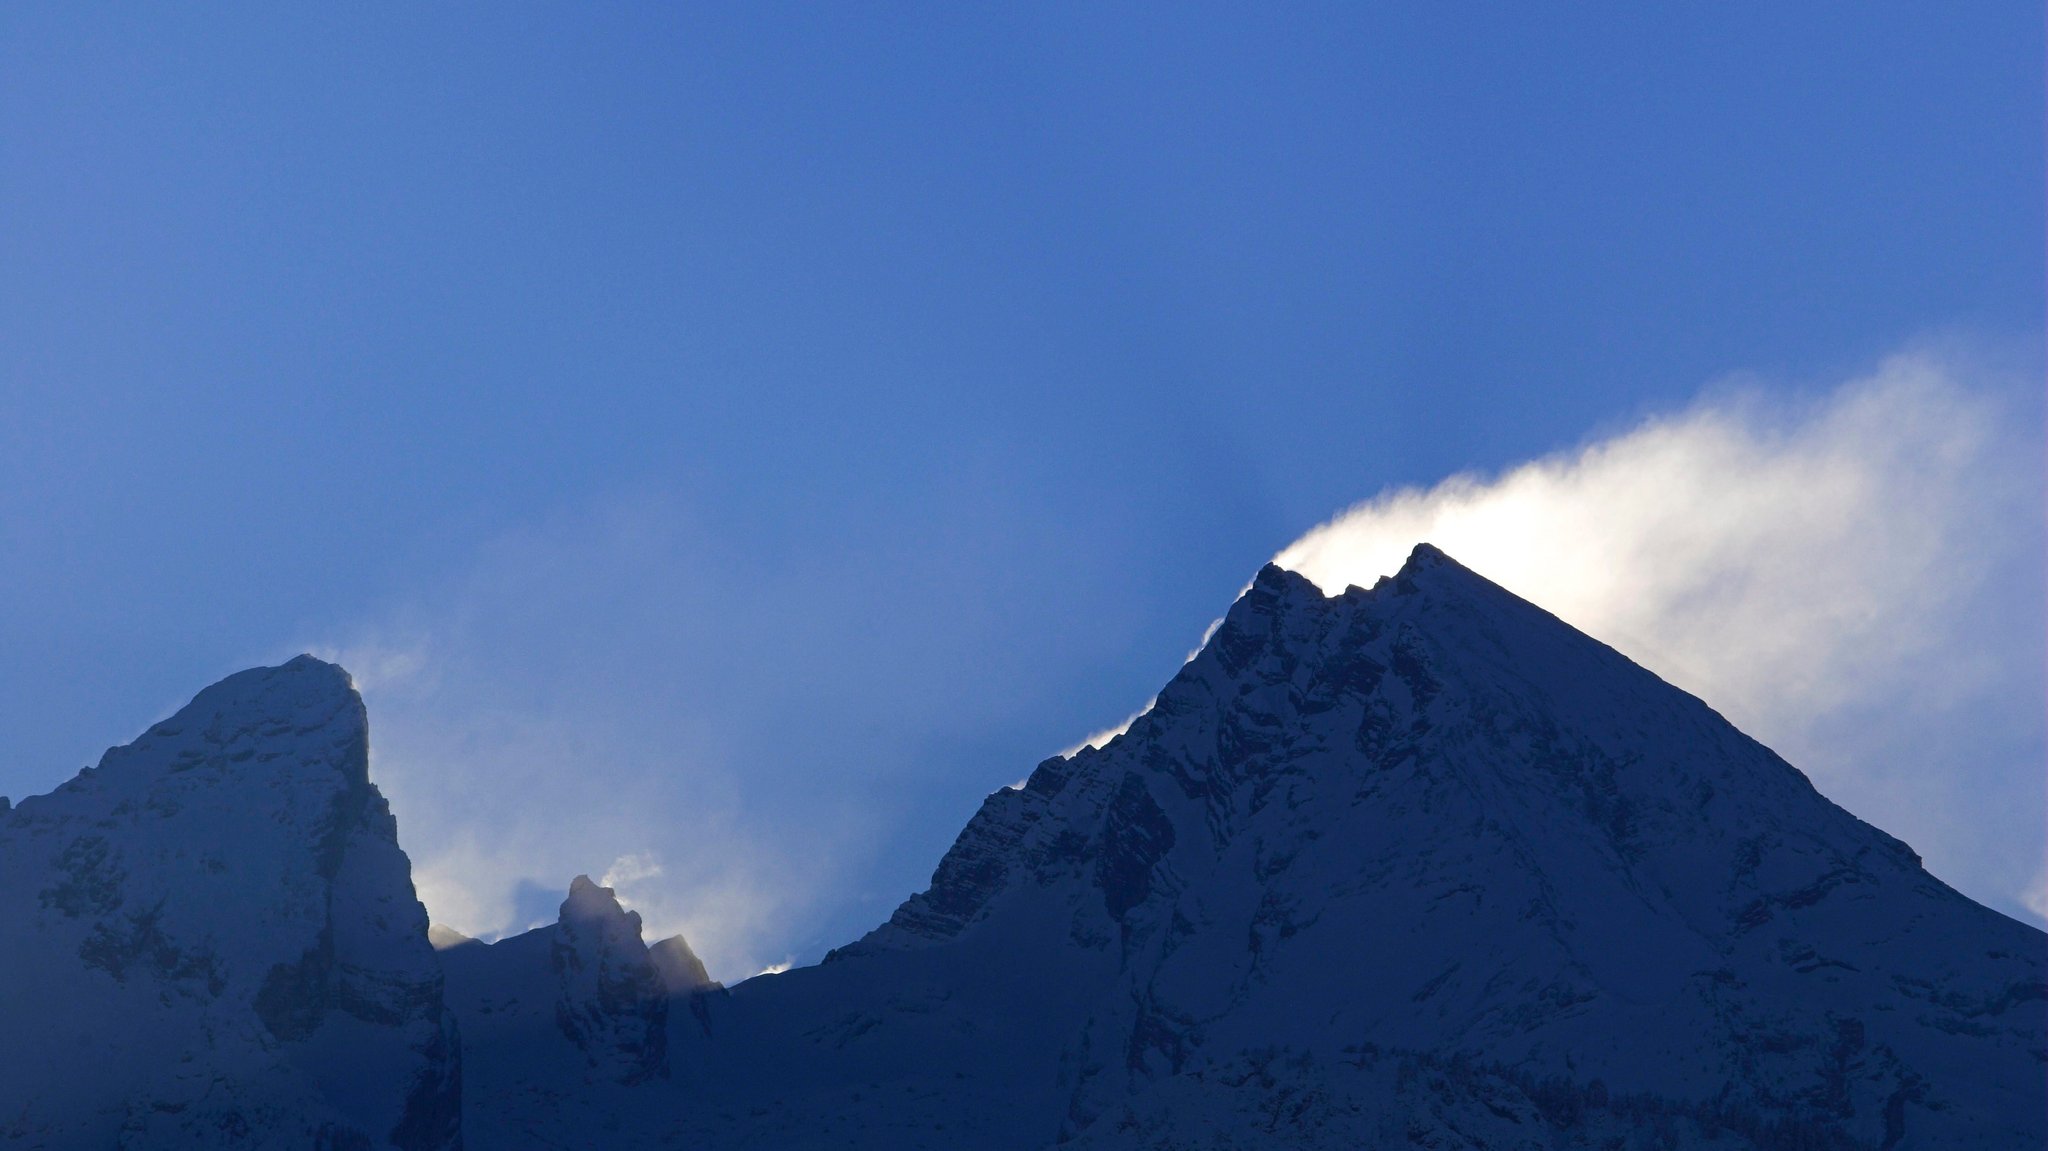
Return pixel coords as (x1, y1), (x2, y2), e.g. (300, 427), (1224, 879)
(444, 545), (2044, 1148)
(2, 547), (2040, 1148)
(0, 656), (458, 1149)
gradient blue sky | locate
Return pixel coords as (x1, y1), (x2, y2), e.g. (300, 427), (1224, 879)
(2, 5), (2041, 973)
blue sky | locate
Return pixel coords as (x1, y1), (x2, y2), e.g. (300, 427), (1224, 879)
(1, 5), (2041, 974)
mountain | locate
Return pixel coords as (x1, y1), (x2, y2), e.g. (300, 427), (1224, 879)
(434, 545), (2047, 1148)
(0, 656), (458, 1150)
(2, 546), (2041, 1148)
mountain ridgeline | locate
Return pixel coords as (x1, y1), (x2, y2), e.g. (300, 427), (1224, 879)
(0, 546), (2039, 1149)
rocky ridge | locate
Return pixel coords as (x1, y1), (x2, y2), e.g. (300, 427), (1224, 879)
(2, 547), (2041, 1149)
(856, 551), (2047, 1147)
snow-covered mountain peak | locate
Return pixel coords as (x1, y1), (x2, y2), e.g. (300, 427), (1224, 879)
(81, 652), (364, 797)
(824, 543), (2043, 1147)
(0, 655), (458, 1149)
(1240, 538), (1450, 608)
(6, 561), (2041, 1149)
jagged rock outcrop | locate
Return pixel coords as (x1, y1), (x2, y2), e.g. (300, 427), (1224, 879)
(438, 875), (704, 1145)
(0, 656), (459, 1150)
(551, 876), (669, 1084)
(649, 935), (715, 996)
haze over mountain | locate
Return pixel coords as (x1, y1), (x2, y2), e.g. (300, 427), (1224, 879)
(1, 546), (2039, 1148)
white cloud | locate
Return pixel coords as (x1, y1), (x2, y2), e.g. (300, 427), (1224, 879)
(353, 653), (840, 979)
(1275, 348), (2045, 924)
(317, 490), (1130, 982)
(317, 343), (2042, 977)
(321, 551), (863, 981)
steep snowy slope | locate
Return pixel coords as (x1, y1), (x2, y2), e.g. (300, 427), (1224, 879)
(840, 547), (2047, 1148)
(0, 657), (458, 1150)
(9, 546), (2040, 1149)
(442, 545), (2044, 1149)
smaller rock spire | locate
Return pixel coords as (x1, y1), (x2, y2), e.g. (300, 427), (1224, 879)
(649, 935), (715, 993)
(551, 875), (668, 1084)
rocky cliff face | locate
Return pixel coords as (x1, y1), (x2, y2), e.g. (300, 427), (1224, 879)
(551, 876), (671, 1085)
(667, 547), (2045, 1148)
(437, 876), (696, 1146)
(0, 656), (458, 1150)
(439, 876), (669, 1087)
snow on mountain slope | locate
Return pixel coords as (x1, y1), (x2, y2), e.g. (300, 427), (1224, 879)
(840, 546), (2043, 1148)
(0, 656), (458, 1150)
(6, 546), (2041, 1149)
(438, 544), (2044, 1149)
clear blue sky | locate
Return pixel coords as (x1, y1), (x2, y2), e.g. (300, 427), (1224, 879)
(2, 5), (2040, 969)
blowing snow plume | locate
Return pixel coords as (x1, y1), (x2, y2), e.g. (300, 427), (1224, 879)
(1276, 349), (2046, 924)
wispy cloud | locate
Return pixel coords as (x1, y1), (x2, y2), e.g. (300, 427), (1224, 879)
(330, 618), (858, 982)
(1276, 346), (2045, 923)
(599, 852), (664, 890)
(323, 344), (2042, 973)
(2024, 868), (2048, 923)
(320, 490), (1141, 980)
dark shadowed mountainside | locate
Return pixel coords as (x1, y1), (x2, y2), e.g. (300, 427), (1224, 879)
(3, 547), (2040, 1148)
